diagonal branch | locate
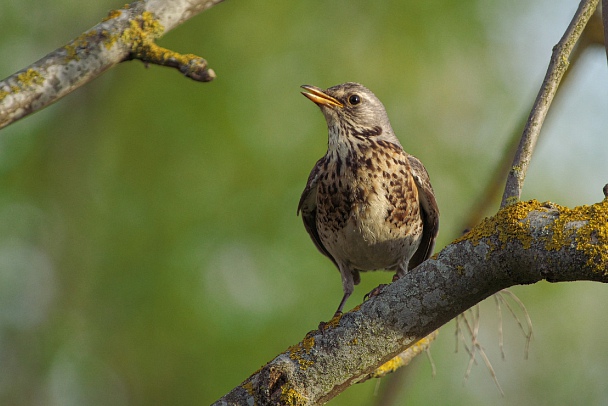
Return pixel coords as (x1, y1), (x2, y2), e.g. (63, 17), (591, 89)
(462, 6), (604, 232)
(500, 0), (599, 208)
(0, 0), (224, 130)
(214, 198), (608, 405)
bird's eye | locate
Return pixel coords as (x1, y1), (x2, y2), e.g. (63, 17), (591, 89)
(348, 94), (361, 105)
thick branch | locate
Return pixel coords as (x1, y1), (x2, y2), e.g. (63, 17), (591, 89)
(214, 199), (608, 405)
(500, 0), (599, 207)
(0, 0), (224, 129)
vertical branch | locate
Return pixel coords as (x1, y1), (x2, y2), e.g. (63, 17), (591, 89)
(500, 0), (600, 208)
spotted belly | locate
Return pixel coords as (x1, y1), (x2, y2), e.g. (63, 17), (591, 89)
(316, 163), (423, 272)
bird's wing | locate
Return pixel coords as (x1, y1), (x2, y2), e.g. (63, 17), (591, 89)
(408, 154), (440, 269)
(297, 157), (339, 268)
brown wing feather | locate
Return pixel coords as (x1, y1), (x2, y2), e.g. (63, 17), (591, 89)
(407, 155), (439, 269)
(297, 157), (339, 268)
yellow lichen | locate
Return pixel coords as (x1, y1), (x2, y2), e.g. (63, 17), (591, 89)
(456, 198), (608, 276)
(288, 332), (315, 370)
(456, 200), (545, 249)
(280, 384), (307, 405)
(371, 330), (439, 378)
(373, 354), (405, 377)
(121, 11), (165, 56)
(102, 8), (123, 21)
(242, 380), (254, 396)
(16, 69), (44, 87)
(319, 312), (342, 331)
(544, 198), (608, 275)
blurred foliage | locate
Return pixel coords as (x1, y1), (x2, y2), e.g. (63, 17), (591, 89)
(0, 0), (607, 405)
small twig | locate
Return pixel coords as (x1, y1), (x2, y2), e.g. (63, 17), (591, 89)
(458, 308), (504, 396)
(494, 294), (505, 360)
(425, 347), (437, 378)
(500, 0), (600, 208)
(498, 289), (534, 359)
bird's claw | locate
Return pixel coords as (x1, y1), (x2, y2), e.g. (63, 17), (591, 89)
(364, 284), (388, 301)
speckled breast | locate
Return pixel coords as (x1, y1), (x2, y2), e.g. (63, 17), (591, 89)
(315, 140), (424, 271)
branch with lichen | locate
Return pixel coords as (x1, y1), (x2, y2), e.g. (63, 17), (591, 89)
(0, 0), (224, 129)
(462, 6), (604, 231)
(500, 0), (599, 208)
(214, 197), (608, 406)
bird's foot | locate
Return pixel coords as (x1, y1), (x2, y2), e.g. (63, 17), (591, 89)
(364, 284), (388, 301)
(318, 311), (343, 332)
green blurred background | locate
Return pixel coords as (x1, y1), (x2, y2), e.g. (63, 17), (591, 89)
(1, 0), (607, 405)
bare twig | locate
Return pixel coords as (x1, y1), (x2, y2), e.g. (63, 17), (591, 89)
(500, 0), (600, 208)
(497, 289), (534, 359)
(0, 0), (224, 129)
(494, 294), (505, 359)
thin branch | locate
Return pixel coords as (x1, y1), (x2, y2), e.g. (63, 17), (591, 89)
(496, 289), (534, 359)
(214, 198), (608, 405)
(0, 0), (224, 129)
(500, 0), (599, 208)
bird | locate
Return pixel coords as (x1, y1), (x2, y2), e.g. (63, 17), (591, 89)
(298, 82), (439, 318)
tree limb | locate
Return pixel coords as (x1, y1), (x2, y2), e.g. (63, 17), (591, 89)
(462, 6), (605, 232)
(0, 0), (224, 129)
(500, 0), (599, 208)
(214, 198), (608, 405)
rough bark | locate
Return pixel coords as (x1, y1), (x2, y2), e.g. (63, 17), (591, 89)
(214, 199), (608, 405)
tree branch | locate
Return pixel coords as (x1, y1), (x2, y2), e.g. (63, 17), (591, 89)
(500, 0), (599, 208)
(463, 7), (605, 232)
(213, 198), (608, 405)
(0, 0), (224, 129)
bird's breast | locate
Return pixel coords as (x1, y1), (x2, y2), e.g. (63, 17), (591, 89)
(315, 144), (423, 270)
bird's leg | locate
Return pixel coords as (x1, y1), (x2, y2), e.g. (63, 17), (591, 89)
(334, 293), (349, 317)
(393, 262), (408, 281)
(318, 284), (350, 331)
(336, 265), (354, 314)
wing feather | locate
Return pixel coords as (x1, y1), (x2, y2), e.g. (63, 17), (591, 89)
(407, 155), (440, 269)
(297, 157), (338, 267)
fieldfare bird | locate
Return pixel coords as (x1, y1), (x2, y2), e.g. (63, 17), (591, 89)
(298, 82), (439, 317)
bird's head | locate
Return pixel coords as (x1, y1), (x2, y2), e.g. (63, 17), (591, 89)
(301, 82), (401, 147)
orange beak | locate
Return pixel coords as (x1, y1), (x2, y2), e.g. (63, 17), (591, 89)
(300, 85), (343, 108)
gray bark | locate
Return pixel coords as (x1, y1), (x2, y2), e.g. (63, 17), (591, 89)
(214, 199), (608, 405)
